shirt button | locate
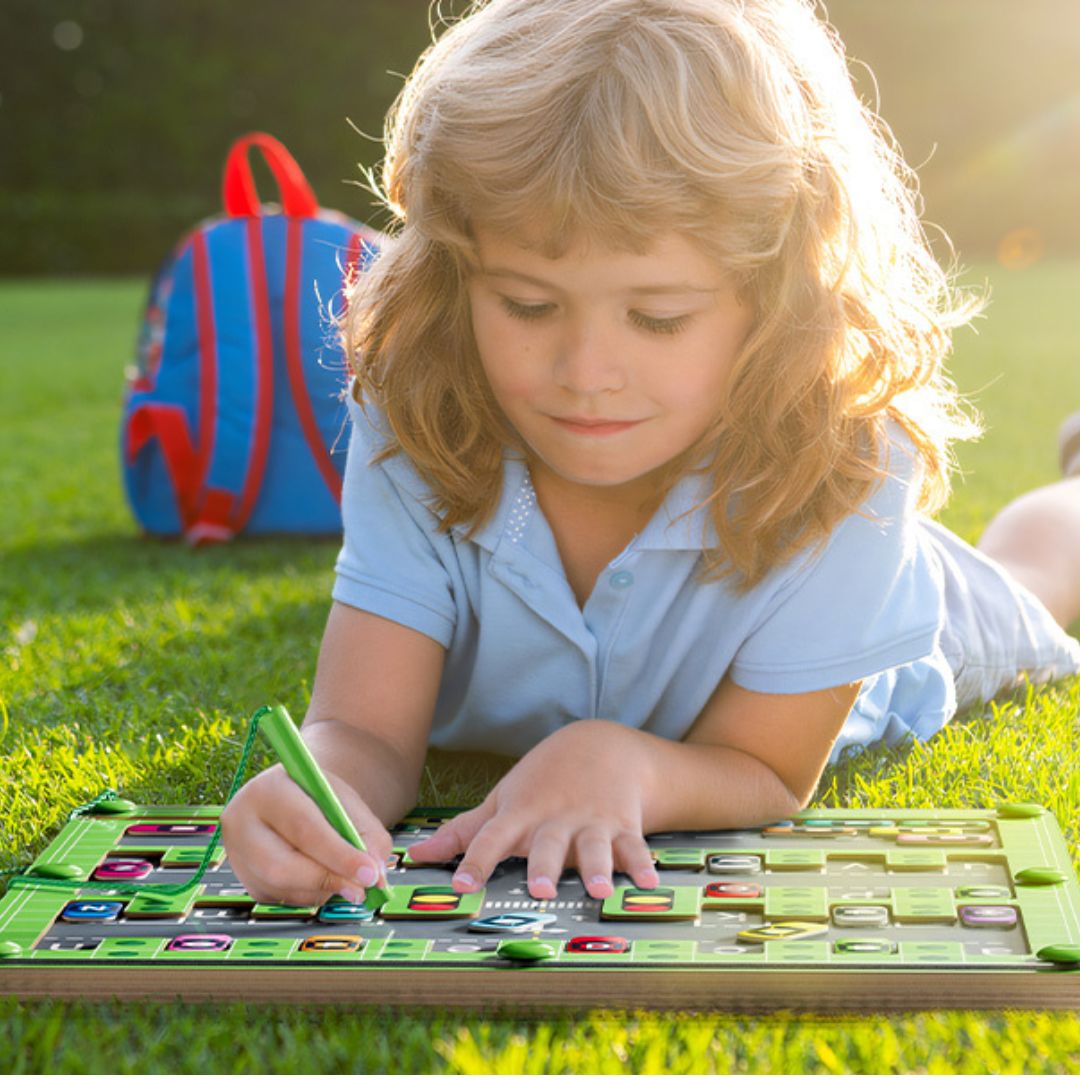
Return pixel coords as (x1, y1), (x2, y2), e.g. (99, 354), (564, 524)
(609, 571), (634, 589)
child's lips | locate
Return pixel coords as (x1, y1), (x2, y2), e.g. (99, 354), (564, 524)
(551, 416), (643, 436)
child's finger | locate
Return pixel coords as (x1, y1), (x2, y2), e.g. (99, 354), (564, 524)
(407, 804), (491, 863)
(261, 768), (388, 888)
(612, 830), (659, 890)
(228, 817), (365, 908)
(523, 824), (572, 899)
(450, 814), (518, 893)
(572, 829), (615, 898)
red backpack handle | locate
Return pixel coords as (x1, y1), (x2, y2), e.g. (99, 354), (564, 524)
(222, 132), (319, 218)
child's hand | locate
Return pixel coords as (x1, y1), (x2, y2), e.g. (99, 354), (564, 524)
(405, 719), (661, 901)
(219, 763), (393, 908)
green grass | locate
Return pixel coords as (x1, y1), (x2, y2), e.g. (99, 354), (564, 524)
(1, 264), (1080, 1073)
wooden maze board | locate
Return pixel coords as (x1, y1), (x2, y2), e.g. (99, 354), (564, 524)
(2, 801), (1080, 1010)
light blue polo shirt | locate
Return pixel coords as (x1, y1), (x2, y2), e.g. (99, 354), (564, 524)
(332, 393), (1080, 764)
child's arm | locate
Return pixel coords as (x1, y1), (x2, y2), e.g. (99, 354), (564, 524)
(220, 601), (444, 907)
(407, 674), (860, 900)
(648, 673), (859, 825)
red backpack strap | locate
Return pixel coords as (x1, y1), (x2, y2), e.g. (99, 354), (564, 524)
(222, 132), (319, 219)
(124, 403), (201, 529)
(183, 217), (276, 544)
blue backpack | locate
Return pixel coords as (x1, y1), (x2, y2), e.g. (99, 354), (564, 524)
(121, 132), (379, 542)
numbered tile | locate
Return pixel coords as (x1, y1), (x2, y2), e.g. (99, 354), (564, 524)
(299, 935), (363, 953)
(92, 858), (154, 882)
(318, 901), (375, 923)
(737, 921), (828, 944)
(834, 938), (897, 955)
(896, 832), (994, 846)
(832, 905), (890, 928)
(567, 936), (630, 954)
(126, 823), (216, 838)
(60, 900), (124, 922)
(704, 882), (763, 899)
(467, 912), (558, 934)
(166, 934), (232, 952)
(706, 854), (762, 875)
(959, 905), (1018, 928)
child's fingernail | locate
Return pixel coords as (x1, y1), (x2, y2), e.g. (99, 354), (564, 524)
(531, 875), (554, 893)
(589, 875), (610, 889)
(341, 886), (364, 905)
(453, 871), (476, 890)
(356, 864), (378, 887)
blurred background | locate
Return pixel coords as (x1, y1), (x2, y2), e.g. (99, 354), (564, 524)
(2, 0), (1078, 277)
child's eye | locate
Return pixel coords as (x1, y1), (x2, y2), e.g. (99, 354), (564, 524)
(629, 312), (691, 336)
(500, 297), (553, 321)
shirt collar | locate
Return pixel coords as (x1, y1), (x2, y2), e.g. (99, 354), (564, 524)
(452, 452), (720, 555)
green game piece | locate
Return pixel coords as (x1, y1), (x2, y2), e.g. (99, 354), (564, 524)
(93, 797), (137, 815)
(1015, 867), (1067, 886)
(0, 941), (23, 960)
(996, 802), (1044, 819)
(497, 939), (556, 962)
(29, 862), (84, 880)
(257, 704), (391, 910)
(1037, 944), (1080, 966)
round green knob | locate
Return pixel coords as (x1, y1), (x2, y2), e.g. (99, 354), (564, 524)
(31, 862), (84, 880)
(0, 941), (23, 960)
(1037, 944), (1080, 966)
(93, 797), (137, 815)
(996, 802), (1044, 819)
(496, 940), (556, 962)
(1015, 867), (1067, 886)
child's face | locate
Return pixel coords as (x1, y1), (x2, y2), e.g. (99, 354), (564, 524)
(466, 222), (755, 506)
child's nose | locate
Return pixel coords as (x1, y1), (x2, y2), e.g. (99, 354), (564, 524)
(553, 319), (626, 395)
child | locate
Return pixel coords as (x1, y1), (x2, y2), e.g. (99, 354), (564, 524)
(220, 0), (1080, 908)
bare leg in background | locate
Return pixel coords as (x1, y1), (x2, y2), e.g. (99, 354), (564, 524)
(976, 476), (1080, 629)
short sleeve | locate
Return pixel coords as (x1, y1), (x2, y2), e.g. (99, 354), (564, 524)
(331, 394), (457, 648)
(729, 431), (944, 693)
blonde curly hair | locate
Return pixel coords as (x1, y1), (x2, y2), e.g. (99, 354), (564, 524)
(342, 0), (982, 589)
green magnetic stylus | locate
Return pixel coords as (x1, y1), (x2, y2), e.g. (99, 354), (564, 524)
(257, 703), (392, 909)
